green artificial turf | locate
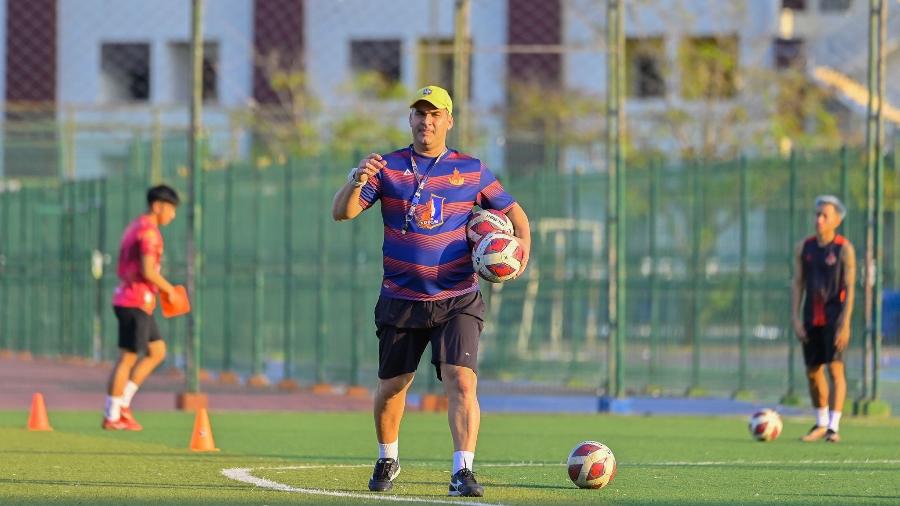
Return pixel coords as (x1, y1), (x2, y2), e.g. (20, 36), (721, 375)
(1, 410), (899, 505)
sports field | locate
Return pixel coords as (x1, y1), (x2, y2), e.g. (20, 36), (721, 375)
(2, 411), (898, 505)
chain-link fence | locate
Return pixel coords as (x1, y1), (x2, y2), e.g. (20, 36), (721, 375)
(2, 145), (900, 411)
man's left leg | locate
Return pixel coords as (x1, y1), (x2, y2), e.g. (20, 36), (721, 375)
(825, 360), (846, 442)
(442, 363), (483, 497)
(118, 340), (166, 424)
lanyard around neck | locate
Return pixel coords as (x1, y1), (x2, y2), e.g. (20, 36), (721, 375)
(402, 146), (448, 235)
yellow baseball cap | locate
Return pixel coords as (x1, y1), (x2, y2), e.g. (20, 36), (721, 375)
(409, 85), (453, 114)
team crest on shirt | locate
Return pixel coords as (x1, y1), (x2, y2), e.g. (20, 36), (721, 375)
(417, 194), (445, 229)
(825, 252), (837, 266)
(449, 168), (465, 186)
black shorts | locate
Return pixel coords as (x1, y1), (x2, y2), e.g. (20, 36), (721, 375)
(375, 291), (485, 381)
(802, 324), (843, 367)
(113, 306), (162, 353)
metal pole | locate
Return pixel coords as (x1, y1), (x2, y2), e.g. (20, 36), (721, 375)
(690, 161), (702, 393)
(350, 214), (361, 386)
(283, 159), (295, 386)
(222, 163), (233, 373)
(185, 0), (205, 395)
(94, 178), (107, 361)
(0, 184), (9, 352)
(862, 0), (884, 401)
(786, 150), (797, 398)
(649, 159), (660, 385)
(19, 189), (28, 355)
(249, 166), (267, 386)
(872, 0), (886, 400)
(737, 156), (749, 396)
(606, 0), (625, 398)
(315, 163), (329, 385)
(453, 0), (471, 149)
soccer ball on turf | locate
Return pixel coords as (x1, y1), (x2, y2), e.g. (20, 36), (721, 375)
(466, 208), (514, 244)
(566, 440), (617, 489)
(748, 408), (783, 442)
(471, 232), (525, 283)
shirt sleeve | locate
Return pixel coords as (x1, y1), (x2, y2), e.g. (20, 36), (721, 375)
(357, 169), (383, 211)
(476, 164), (516, 212)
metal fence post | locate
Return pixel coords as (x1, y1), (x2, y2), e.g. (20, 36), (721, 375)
(783, 150), (800, 403)
(688, 160), (704, 396)
(222, 163), (234, 375)
(605, 0), (625, 399)
(648, 159), (660, 387)
(182, 0), (206, 406)
(249, 164), (268, 387)
(280, 159), (297, 389)
(735, 156), (751, 399)
(0, 185), (9, 352)
(94, 177), (107, 361)
(315, 161), (329, 386)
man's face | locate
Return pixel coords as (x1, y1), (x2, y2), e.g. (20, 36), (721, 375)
(409, 102), (453, 149)
(152, 201), (177, 226)
(815, 203), (841, 235)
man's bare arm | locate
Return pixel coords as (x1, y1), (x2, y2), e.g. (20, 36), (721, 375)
(791, 240), (807, 341)
(141, 254), (175, 297)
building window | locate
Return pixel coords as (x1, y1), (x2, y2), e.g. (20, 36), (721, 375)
(626, 37), (665, 98)
(679, 35), (739, 100)
(417, 38), (472, 98)
(773, 38), (805, 70)
(820, 0), (851, 12)
(101, 43), (150, 102)
(782, 0), (806, 10)
(350, 39), (401, 84)
(169, 42), (219, 103)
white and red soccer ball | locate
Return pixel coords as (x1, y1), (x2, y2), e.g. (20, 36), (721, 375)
(471, 232), (525, 283)
(566, 440), (617, 489)
(467, 209), (514, 244)
(467, 209), (524, 283)
(748, 409), (783, 442)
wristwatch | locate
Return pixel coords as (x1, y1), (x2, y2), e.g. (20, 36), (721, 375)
(348, 167), (365, 188)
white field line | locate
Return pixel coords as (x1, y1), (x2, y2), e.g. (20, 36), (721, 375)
(221, 467), (508, 506)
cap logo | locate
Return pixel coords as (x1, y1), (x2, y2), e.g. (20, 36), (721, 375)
(422, 88), (432, 95)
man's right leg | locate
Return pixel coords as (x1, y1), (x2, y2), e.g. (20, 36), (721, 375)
(369, 373), (415, 492)
(801, 364), (830, 441)
(374, 372), (416, 445)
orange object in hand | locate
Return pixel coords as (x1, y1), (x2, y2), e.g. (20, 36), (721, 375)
(161, 285), (191, 318)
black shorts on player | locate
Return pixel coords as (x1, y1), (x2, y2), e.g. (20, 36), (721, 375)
(375, 291), (485, 380)
(113, 306), (162, 353)
(802, 324), (842, 367)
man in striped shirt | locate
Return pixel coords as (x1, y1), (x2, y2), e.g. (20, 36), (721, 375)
(333, 85), (530, 497)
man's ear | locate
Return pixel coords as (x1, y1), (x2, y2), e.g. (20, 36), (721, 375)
(448, 114), (454, 130)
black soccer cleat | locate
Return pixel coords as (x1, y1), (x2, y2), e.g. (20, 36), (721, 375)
(825, 429), (841, 443)
(368, 458), (400, 492)
(448, 468), (484, 497)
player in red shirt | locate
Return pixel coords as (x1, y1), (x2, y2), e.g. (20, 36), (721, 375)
(103, 185), (181, 430)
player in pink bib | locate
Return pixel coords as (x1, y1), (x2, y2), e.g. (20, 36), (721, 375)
(103, 185), (181, 431)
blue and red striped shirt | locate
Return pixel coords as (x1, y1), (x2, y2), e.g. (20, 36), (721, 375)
(358, 147), (516, 301)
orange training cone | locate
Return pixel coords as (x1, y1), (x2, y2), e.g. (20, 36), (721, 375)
(189, 408), (219, 452)
(27, 393), (52, 431)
